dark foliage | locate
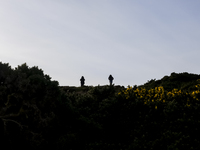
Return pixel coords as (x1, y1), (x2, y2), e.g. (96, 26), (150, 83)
(1, 62), (200, 149)
(0, 62), (60, 149)
(142, 72), (200, 91)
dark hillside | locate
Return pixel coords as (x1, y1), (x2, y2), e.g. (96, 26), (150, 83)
(1, 62), (200, 149)
(142, 72), (200, 91)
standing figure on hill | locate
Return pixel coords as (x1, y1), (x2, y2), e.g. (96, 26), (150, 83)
(108, 75), (114, 86)
(80, 76), (85, 87)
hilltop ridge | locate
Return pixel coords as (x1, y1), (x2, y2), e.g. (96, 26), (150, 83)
(59, 72), (200, 93)
(141, 72), (200, 91)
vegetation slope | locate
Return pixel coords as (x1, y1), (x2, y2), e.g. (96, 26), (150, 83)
(1, 62), (200, 149)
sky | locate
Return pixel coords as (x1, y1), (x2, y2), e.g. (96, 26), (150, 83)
(1, 0), (200, 87)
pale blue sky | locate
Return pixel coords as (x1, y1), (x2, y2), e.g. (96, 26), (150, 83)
(1, 0), (200, 86)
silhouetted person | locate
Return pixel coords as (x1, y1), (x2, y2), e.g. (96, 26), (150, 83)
(108, 75), (114, 85)
(80, 76), (85, 87)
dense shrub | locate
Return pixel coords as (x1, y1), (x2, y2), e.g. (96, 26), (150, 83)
(0, 62), (61, 149)
(1, 62), (200, 149)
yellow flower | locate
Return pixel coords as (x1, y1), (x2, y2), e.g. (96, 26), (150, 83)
(155, 106), (157, 109)
(191, 91), (195, 96)
(186, 103), (190, 107)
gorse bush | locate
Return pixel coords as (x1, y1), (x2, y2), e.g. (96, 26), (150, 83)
(1, 62), (200, 149)
(58, 82), (200, 149)
(118, 82), (200, 110)
(114, 82), (200, 149)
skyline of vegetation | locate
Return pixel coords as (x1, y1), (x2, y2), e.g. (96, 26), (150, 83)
(1, 62), (200, 149)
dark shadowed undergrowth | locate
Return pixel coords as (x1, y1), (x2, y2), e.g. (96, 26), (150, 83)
(1, 62), (200, 149)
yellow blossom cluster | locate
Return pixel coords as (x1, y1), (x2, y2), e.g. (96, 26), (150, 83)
(118, 86), (165, 109)
(118, 82), (200, 109)
(167, 89), (182, 98)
